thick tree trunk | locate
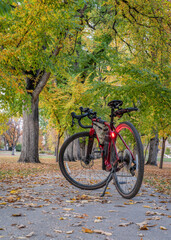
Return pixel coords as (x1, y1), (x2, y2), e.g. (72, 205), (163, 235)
(18, 97), (40, 163)
(146, 132), (159, 166)
(159, 137), (167, 169)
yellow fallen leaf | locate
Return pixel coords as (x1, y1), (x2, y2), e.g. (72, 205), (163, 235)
(59, 217), (67, 220)
(160, 226), (167, 230)
(82, 227), (94, 233)
(10, 190), (20, 194)
(105, 192), (111, 194)
(124, 202), (134, 205)
(143, 205), (152, 208)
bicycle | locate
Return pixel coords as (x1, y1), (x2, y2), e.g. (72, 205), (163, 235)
(59, 100), (144, 199)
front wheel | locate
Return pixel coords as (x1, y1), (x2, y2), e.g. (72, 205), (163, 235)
(112, 122), (144, 199)
(59, 132), (109, 190)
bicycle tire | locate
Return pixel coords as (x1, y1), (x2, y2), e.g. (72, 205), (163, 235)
(112, 122), (144, 199)
(59, 131), (109, 190)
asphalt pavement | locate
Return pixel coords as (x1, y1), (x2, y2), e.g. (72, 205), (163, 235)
(0, 173), (170, 240)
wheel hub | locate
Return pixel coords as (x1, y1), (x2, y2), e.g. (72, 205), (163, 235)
(81, 157), (94, 169)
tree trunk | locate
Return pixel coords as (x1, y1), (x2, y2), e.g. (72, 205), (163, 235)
(18, 97), (40, 163)
(159, 137), (167, 169)
(56, 133), (61, 162)
(144, 140), (150, 162)
(12, 145), (15, 155)
(146, 132), (159, 166)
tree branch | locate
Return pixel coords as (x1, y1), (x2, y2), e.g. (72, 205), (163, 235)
(112, 23), (134, 55)
(32, 45), (62, 102)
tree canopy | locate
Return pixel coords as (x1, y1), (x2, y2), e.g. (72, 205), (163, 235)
(0, 0), (170, 162)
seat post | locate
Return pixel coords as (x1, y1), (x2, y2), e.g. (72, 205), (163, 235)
(110, 108), (114, 130)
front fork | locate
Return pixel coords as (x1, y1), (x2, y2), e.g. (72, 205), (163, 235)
(84, 128), (95, 164)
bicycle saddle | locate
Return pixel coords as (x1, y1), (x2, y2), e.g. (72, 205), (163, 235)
(107, 100), (123, 109)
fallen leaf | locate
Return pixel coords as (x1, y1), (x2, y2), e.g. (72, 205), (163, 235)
(10, 190), (20, 194)
(71, 222), (83, 227)
(94, 219), (102, 223)
(146, 216), (161, 220)
(82, 227), (94, 233)
(147, 224), (157, 227)
(26, 232), (34, 238)
(0, 202), (7, 205)
(12, 213), (22, 217)
(66, 230), (74, 234)
(59, 217), (67, 220)
(124, 202), (135, 205)
(114, 205), (125, 207)
(136, 220), (149, 230)
(6, 196), (17, 203)
(63, 208), (74, 211)
(16, 237), (27, 239)
(160, 226), (167, 230)
(140, 225), (149, 230)
(143, 205), (152, 208)
(18, 225), (26, 229)
(145, 211), (166, 216)
(94, 229), (112, 236)
(138, 233), (144, 237)
(54, 230), (62, 233)
(119, 222), (133, 227)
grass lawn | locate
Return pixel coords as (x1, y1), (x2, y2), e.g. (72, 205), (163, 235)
(0, 151), (170, 195)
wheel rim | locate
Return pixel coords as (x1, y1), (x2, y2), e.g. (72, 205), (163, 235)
(61, 133), (108, 188)
(113, 125), (140, 195)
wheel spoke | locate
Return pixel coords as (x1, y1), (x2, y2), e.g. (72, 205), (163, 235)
(60, 132), (108, 190)
(113, 122), (144, 198)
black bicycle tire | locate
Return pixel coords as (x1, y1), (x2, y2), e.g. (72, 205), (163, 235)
(59, 131), (108, 190)
(113, 121), (144, 199)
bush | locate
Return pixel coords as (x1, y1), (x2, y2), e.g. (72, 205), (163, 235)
(165, 147), (170, 155)
(0, 143), (4, 149)
(16, 144), (22, 152)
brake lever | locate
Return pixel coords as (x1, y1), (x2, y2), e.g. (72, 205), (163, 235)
(79, 106), (83, 114)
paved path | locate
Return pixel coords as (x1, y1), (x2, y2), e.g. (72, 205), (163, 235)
(0, 173), (170, 240)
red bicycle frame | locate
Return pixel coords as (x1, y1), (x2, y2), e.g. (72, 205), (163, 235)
(88, 120), (135, 171)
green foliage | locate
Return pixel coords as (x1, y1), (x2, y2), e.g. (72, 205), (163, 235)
(0, 0), (170, 147)
(16, 144), (22, 152)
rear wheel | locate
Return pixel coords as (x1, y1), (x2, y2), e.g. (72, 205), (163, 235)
(59, 132), (109, 190)
(112, 122), (144, 199)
